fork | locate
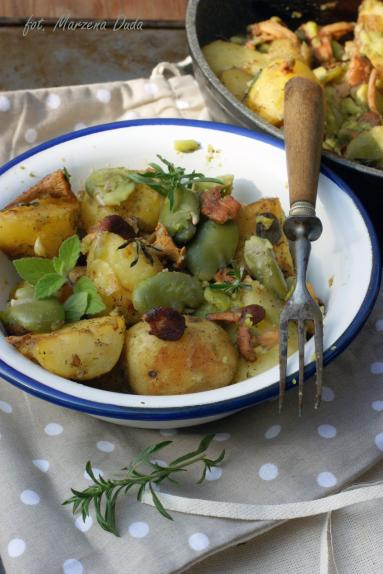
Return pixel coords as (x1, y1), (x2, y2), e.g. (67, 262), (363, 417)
(279, 77), (325, 415)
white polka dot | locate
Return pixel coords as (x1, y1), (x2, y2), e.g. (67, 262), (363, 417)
(160, 429), (178, 437)
(7, 538), (26, 558)
(317, 424), (337, 439)
(33, 459), (50, 472)
(46, 93), (61, 109)
(213, 432), (231, 442)
(63, 558), (83, 574)
(372, 400), (383, 411)
(0, 95), (11, 111)
(96, 440), (114, 453)
(205, 467), (222, 481)
(259, 463), (279, 481)
(316, 471), (337, 488)
(24, 128), (37, 144)
(74, 122), (87, 131)
(371, 362), (383, 375)
(375, 432), (383, 451)
(84, 467), (103, 481)
(322, 386), (335, 402)
(75, 515), (93, 533)
(0, 400), (12, 413)
(188, 532), (210, 551)
(176, 99), (190, 110)
(20, 489), (40, 505)
(44, 422), (63, 436)
(96, 89), (111, 103)
(264, 424), (281, 439)
(144, 82), (160, 97)
(376, 319), (383, 331)
(150, 459), (168, 468)
(128, 521), (149, 538)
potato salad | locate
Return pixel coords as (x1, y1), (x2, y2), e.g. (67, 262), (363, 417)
(0, 156), (317, 395)
(203, 0), (383, 168)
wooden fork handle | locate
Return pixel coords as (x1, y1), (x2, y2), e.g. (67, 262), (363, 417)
(284, 77), (324, 210)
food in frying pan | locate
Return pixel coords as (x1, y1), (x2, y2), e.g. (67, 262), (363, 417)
(203, 0), (383, 168)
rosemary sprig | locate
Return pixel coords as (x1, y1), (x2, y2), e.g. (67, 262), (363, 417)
(63, 433), (225, 536)
(210, 265), (251, 296)
(127, 155), (223, 209)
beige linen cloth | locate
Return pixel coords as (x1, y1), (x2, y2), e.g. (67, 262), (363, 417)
(0, 67), (383, 574)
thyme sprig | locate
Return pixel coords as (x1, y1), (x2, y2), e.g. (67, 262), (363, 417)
(63, 434), (224, 536)
(210, 265), (251, 296)
(127, 155), (223, 209)
(117, 238), (162, 267)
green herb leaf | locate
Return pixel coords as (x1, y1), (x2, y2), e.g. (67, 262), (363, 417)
(52, 256), (65, 275)
(13, 257), (55, 285)
(64, 291), (89, 322)
(74, 277), (106, 315)
(58, 235), (81, 274)
(63, 434), (225, 536)
(63, 167), (71, 182)
(34, 273), (67, 299)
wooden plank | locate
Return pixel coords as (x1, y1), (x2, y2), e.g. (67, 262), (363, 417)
(0, 27), (188, 90)
(0, 0), (188, 21)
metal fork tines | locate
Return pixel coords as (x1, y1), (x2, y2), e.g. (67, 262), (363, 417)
(279, 223), (323, 415)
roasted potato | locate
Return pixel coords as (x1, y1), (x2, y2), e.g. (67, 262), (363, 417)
(8, 315), (126, 381)
(79, 183), (164, 233)
(246, 59), (319, 126)
(0, 170), (80, 258)
(236, 197), (294, 277)
(220, 68), (253, 101)
(203, 40), (266, 76)
(83, 231), (162, 322)
(124, 316), (238, 395)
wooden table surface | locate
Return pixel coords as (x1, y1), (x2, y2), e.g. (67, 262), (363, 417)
(0, 0), (188, 21)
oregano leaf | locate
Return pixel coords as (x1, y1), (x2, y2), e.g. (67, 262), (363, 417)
(64, 291), (89, 323)
(13, 258), (55, 285)
(58, 235), (81, 274)
(34, 273), (67, 299)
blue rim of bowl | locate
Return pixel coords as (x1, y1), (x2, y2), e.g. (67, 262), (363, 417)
(0, 118), (380, 421)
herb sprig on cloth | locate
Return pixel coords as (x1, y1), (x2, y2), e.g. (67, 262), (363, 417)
(63, 433), (225, 536)
(128, 155), (223, 209)
(13, 235), (105, 322)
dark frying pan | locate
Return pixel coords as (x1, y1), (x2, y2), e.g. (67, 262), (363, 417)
(186, 0), (383, 244)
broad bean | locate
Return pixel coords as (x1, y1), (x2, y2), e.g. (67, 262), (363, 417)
(244, 236), (288, 299)
(0, 299), (65, 333)
(159, 187), (199, 243)
(85, 168), (136, 206)
(186, 220), (239, 280)
(132, 271), (204, 314)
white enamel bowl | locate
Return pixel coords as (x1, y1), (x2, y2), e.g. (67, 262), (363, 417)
(0, 119), (380, 428)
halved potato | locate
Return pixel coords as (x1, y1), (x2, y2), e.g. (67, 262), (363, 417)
(236, 197), (294, 277)
(246, 58), (319, 126)
(203, 40), (266, 76)
(220, 68), (253, 100)
(79, 183), (164, 233)
(124, 316), (238, 395)
(0, 170), (80, 258)
(8, 315), (126, 381)
(83, 230), (162, 322)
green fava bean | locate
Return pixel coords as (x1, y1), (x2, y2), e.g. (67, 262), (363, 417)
(203, 287), (231, 311)
(186, 220), (239, 281)
(85, 167), (136, 206)
(132, 271), (204, 314)
(159, 187), (199, 244)
(244, 235), (288, 300)
(0, 299), (65, 333)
